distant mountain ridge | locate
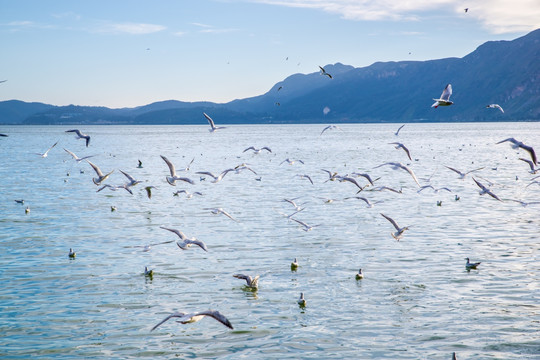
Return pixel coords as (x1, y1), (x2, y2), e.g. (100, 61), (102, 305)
(1, 29), (539, 125)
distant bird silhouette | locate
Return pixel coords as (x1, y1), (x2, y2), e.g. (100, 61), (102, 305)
(65, 129), (90, 147)
(394, 124), (405, 136)
(319, 65), (332, 79)
(465, 257), (481, 270)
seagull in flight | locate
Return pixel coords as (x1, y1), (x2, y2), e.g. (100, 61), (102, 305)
(65, 129), (91, 147)
(243, 146), (272, 154)
(296, 174), (314, 185)
(203, 207), (237, 222)
(64, 148), (95, 162)
(389, 142), (412, 161)
(151, 310), (233, 331)
(380, 213), (410, 241)
(319, 66), (332, 79)
(291, 217), (319, 231)
(87, 160), (114, 185)
(320, 125), (342, 135)
(195, 169), (234, 183)
(472, 177), (502, 201)
(36, 141), (58, 158)
(233, 274), (260, 289)
(119, 170), (141, 188)
(486, 104), (504, 113)
(203, 112), (226, 132)
(160, 155), (195, 185)
(518, 158), (539, 173)
(173, 189), (203, 198)
(444, 165), (484, 179)
(496, 137), (537, 165)
(344, 196), (378, 208)
(97, 183), (133, 195)
(160, 226), (208, 252)
(431, 84), (453, 108)
(374, 162), (420, 187)
(131, 240), (173, 252)
(283, 198), (304, 212)
(394, 124), (405, 136)
(280, 158), (304, 165)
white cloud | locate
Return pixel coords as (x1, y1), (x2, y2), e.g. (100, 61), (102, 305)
(98, 22), (166, 35)
(246, 0), (540, 33)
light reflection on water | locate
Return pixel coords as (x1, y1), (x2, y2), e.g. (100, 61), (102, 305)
(0, 122), (539, 359)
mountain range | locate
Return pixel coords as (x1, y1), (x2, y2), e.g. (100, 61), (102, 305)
(1, 28), (539, 125)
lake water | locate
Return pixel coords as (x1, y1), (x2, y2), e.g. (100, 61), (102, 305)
(0, 123), (539, 359)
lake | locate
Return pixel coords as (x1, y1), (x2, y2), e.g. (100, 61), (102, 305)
(0, 123), (539, 359)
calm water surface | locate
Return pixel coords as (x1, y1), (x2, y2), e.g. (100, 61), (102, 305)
(0, 123), (539, 359)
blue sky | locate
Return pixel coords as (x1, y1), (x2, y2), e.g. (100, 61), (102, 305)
(1, 0), (538, 108)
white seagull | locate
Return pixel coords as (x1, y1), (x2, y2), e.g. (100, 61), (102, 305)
(291, 217), (319, 231)
(380, 213), (410, 241)
(389, 142), (412, 161)
(496, 137), (537, 165)
(445, 165), (484, 179)
(296, 174), (314, 185)
(298, 292), (307, 307)
(203, 112), (226, 132)
(394, 124), (405, 136)
(431, 84), (453, 108)
(195, 169), (234, 183)
(160, 226), (208, 252)
(160, 155), (195, 185)
(243, 146), (272, 154)
(87, 160), (114, 185)
(518, 158), (539, 173)
(374, 162), (420, 187)
(203, 207), (237, 222)
(280, 158), (304, 165)
(173, 189), (203, 198)
(233, 274), (260, 289)
(320, 125), (342, 135)
(64, 148), (95, 162)
(465, 258), (481, 270)
(65, 129), (90, 147)
(486, 104), (504, 113)
(151, 310), (233, 331)
(472, 177), (502, 201)
(36, 141), (58, 158)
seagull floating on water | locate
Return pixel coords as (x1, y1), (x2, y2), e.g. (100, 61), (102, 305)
(161, 155), (195, 185)
(298, 292), (307, 307)
(496, 137), (537, 165)
(380, 213), (410, 241)
(36, 141), (58, 158)
(144, 266), (154, 277)
(431, 84), (453, 108)
(233, 274), (260, 289)
(160, 226), (208, 252)
(151, 310), (233, 331)
(291, 258), (299, 271)
(465, 257), (481, 270)
(69, 248), (76, 258)
(203, 112), (226, 132)
(65, 129), (90, 147)
(486, 104), (504, 113)
(355, 269), (364, 280)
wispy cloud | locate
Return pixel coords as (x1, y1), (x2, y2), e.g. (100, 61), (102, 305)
(191, 22), (238, 34)
(2, 20), (56, 31)
(245, 0), (540, 33)
(97, 22), (166, 35)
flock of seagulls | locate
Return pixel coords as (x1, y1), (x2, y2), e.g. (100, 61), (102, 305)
(3, 100), (535, 359)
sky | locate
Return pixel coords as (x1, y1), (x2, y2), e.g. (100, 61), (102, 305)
(1, 0), (539, 108)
